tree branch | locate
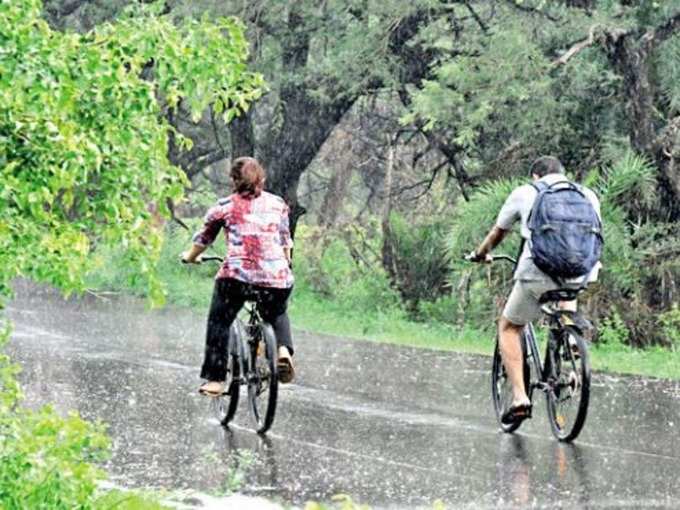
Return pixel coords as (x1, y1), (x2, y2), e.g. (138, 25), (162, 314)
(393, 160), (447, 200)
(464, 2), (489, 34)
(653, 11), (680, 45)
(552, 24), (601, 66)
(555, 11), (680, 68)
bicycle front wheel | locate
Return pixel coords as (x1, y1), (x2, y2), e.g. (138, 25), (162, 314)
(546, 328), (591, 442)
(247, 323), (278, 434)
(491, 334), (530, 434)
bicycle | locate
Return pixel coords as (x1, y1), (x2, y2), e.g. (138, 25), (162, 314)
(470, 254), (592, 442)
(191, 256), (279, 435)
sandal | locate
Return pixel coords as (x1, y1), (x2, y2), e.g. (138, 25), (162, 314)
(277, 347), (295, 384)
(198, 381), (227, 397)
(501, 402), (532, 425)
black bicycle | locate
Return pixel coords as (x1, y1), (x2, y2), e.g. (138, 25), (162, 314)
(479, 255), (592, 442)
(193, 256), (279, 435)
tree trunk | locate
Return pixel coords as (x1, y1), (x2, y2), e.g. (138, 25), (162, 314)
(318, 132), (355, 229)
(604, 27), (680, 220)
(229, 111), (255, 159)
(260, 93), (354, 235)
(605, 34), (656, 153)
(256, 7), (354, 236)
(381, 141), (399, 288)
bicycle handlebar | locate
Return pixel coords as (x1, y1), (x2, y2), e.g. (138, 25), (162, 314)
(463, 252), (517, 265)
(491, 254), (517, 264)
(181, 255), (224, 264)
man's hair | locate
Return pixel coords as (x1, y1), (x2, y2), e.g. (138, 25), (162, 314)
(530, 156), (565, 177)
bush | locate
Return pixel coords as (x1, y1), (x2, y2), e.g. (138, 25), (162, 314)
(294, 225), (403, 315)
(659, 304), (680, 350)
(597, 311), (629, 347)
(383, 213), (452, 310)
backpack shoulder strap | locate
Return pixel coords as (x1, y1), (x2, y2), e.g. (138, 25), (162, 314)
(531, 181), (548, 193)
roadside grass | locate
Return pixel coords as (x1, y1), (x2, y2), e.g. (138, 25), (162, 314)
(289, 284), (493, 354)
(87, 228), (680, 381)
(289, 285), (680, 379)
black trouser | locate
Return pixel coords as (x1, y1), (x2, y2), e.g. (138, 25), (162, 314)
(201, 278), (293, 382)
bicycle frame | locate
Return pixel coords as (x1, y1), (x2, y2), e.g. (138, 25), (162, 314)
(522, 322), (561, 401)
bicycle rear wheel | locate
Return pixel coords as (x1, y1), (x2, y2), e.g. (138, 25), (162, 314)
(247, 323), (278, 434)
(492, 333), (531, 433)
(546, 328), (590, 442)
(211, 322), (243, 426)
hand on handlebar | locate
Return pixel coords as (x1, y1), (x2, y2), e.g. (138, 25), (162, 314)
(180, 252), (203, 264)
(465, 250), (493, 264)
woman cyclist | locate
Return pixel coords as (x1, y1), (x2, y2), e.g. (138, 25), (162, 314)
(182, 157), (295, 396)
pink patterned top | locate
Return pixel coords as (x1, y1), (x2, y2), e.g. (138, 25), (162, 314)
(193, 191), (294, 289)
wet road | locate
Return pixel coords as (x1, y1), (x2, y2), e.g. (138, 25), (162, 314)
(6, 282), (680, 509)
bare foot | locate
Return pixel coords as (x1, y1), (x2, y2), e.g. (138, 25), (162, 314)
(198, 381), (225, 396)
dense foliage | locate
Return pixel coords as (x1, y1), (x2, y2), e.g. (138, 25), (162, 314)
(0, 0), (261, 305)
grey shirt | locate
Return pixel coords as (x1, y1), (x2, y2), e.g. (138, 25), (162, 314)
(496, 173), (602, 284)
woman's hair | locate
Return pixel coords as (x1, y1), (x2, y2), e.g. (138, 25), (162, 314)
(529, 156), (564, 177)
(230, 157), (265, 198)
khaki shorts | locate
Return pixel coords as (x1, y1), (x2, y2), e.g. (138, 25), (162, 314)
(502, 280), (578, 325)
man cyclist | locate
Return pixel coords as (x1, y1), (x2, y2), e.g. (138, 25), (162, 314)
(468, 156), (601, 424)
(182, 157), (295, 396)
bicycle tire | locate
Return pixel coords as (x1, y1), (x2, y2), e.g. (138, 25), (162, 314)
(491, 332), (531, 433)
(211, 321), (243, 426)
(546, 327), (590, 442)
(247, 323), (278, 434)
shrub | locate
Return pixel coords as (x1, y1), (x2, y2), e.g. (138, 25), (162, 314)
(597, 311), (630, 347)
(294, 225), (403, 315)
(384, 213), (452, 310)
(659, 304), (680, 351)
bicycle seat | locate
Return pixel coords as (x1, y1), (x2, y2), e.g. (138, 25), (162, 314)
(538, 288), (584, 304)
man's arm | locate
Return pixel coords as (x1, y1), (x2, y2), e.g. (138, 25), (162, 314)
(469, 226), (510, 262)
(468, 184), (524, 262)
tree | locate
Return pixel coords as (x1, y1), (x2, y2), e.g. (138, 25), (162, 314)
(557, 4), (680, 219)
(0, 0), (262, 303)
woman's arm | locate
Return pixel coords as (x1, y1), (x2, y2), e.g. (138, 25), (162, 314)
(279, 204), (294, 267)
(181, 243), (208, 264)
(183, 204), (225, 263)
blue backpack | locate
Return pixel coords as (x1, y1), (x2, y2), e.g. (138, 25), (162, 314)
(528, 181), (603, 280)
